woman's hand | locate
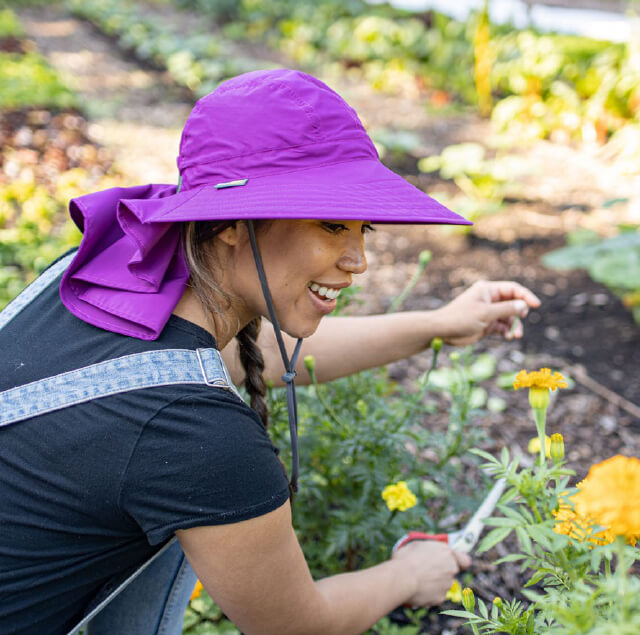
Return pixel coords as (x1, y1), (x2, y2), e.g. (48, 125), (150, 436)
(392, 540), (471, 607)
(433, 280), (541, 347)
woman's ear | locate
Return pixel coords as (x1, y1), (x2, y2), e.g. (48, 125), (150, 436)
(216, 222), (239, 246)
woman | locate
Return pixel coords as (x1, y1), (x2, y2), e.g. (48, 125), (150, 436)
(0, 69), (539, 634)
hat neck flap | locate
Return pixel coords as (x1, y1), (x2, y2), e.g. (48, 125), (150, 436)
(59, 184), (190, 340)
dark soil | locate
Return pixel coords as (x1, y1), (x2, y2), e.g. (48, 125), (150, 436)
(0, 108), (115, 187)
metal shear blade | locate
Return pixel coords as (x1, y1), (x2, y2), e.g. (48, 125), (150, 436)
(448, 477), (506, 553)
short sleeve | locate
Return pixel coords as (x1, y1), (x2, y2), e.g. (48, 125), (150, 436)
(119, 388), (290, 545)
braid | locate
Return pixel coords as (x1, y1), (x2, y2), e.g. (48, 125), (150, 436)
(182, 220), (295, 499)
(236, 317), (296, 499)
(235, 317), (269, 429)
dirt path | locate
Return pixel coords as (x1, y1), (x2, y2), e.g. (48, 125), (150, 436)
(18, 5), (192, 184)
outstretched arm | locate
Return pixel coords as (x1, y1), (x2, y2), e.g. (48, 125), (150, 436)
(222, 280), (540, 386)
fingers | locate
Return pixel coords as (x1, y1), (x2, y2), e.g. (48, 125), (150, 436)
(485, 298), (531, 323)
(452, 549), (472, 570)
(483, 281), (541, 308)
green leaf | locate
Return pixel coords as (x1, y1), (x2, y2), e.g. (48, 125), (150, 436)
(524, 570), (546, 587)
(496, 371), (518, 389)
(477, 527), (512, 553)
(469, 448), (500, 465)
(441, 610), (479, 619)
(483, 517), (520, 528)
(589, 249), (640, 291)
(469, 386), (487, 409)
(468, 353), (497, 382)
(516, 526), (533, 553)
(496, 553), (527, 564)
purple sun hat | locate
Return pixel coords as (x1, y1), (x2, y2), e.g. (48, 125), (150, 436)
(60, 69), (471, 340)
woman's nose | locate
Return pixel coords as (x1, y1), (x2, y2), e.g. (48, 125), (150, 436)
(338, 236), (367, 274)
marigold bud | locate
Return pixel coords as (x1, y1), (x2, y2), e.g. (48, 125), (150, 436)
(431, 337), (443, 353)
(303, 355), (315, 372)
(450, 351), (461, 362)
(419, 250), (432, 266)
(550, 433), (565, 463)
(528, 386), (550, 411)
(493, 596), (503, 609)
(462, 587), (475, 612)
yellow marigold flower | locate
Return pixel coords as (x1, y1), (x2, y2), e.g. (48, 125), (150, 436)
(513, 368), (568, 391)
(462, 587), (475, 611)
(382, 481), (417, 512)
(446, 579), (462, 603)
(190, 580), (204, 601)
(528, 435), (551, 458)
(514, 368), (567, 412)
(574, 455), (640, 542)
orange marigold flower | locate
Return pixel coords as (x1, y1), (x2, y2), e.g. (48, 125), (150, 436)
(574, 455), (640, 542)
(513, 368), (567, 391)
(553, 492), (611, 546)
(190, 580), (204, 601)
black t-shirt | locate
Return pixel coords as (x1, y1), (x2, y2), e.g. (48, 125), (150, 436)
(0, 253), (290, 634)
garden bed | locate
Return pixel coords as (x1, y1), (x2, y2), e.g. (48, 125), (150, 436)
(8, 2), (640, 633)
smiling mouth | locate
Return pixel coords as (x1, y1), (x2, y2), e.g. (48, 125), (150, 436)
(307, 282), (342, 301)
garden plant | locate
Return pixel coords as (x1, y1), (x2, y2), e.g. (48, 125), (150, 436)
(446, 369), (640, 633)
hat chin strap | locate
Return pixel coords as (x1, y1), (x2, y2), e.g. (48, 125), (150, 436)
(246, 220), (303, 492)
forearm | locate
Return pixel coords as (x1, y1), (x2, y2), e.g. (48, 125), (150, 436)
(312, 559), (414, 635)
(292, 313), (446, 383)
(234, 312), (446, 387)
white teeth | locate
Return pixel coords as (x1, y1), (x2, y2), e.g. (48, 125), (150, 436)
(308, 282), (342, 301)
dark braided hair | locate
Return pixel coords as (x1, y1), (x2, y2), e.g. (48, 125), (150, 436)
(235, 317), (269, 428)
(180, 220), (293, 496)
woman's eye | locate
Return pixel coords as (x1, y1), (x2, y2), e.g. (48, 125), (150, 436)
(362, 224), (375, 234)
(322, 222), (347, 234)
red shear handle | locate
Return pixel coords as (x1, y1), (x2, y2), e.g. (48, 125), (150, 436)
(392, 531), (449, 554)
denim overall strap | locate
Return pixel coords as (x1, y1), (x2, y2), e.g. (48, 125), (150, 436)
(0, 251), (75, 332)
(0, 252), (239, 634)
(0, 347), (239, 427)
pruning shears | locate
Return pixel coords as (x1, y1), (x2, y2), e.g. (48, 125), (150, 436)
(392, 477), (506, 555)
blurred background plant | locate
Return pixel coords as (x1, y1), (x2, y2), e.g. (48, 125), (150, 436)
(543, 224), (640, 323)
(0, 7), (122, 308)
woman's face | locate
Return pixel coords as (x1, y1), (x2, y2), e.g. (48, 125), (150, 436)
(231, 219), (372, 338)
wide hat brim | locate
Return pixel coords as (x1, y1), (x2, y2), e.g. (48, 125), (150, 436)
(122, 159), (472, 226)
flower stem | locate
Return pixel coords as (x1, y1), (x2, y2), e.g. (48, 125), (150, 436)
(533, 407), (547, 466)
(616, 535), (629, 620)
(421, 348), (440, 391)
(386, 252), (430, 313)
(309, 368), (343, 426)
